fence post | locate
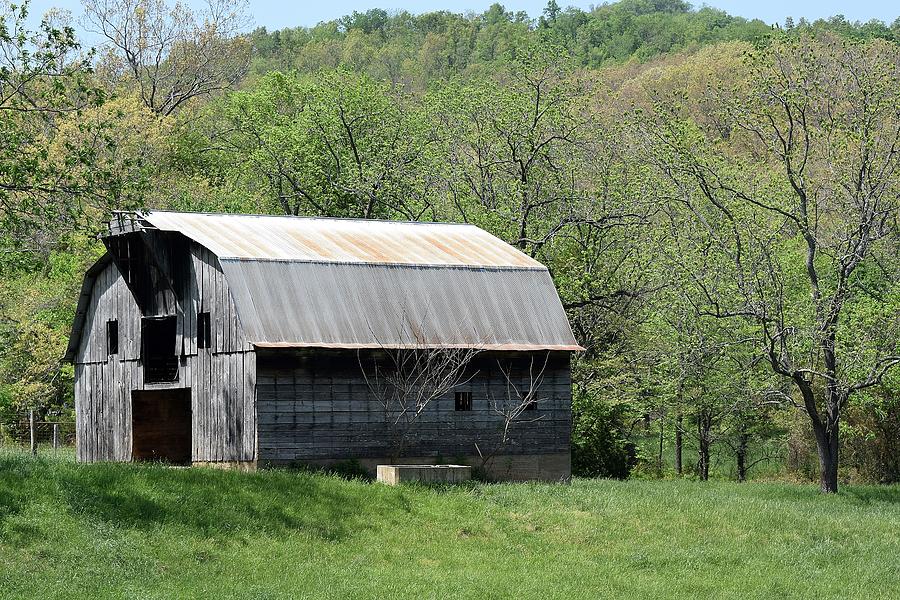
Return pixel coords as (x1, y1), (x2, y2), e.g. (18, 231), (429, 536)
(29, 410), (37, 456)
(52, 423), (59, 451)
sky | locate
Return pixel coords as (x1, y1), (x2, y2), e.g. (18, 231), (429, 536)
(23, 0), (900, 44)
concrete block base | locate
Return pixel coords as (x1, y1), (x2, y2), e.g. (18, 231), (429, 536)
(377, 464), (472, 485)
(191, 460), (258, 472)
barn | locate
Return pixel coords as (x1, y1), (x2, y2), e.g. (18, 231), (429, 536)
(65, 211), (581, 480)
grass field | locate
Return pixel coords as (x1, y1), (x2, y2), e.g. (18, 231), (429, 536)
(1, 450), (898, 599)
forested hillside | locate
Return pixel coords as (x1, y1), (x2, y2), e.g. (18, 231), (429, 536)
(1, 0), (898, 492)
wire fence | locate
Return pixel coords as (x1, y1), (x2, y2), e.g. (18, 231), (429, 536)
(0, 414), (76, 451)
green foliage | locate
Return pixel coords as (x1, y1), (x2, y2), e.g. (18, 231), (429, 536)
(571, 390), (639, 478)
(202, 68), (436, 219)
(247, 1), (897, 88)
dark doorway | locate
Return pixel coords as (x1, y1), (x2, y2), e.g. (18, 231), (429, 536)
(142, 316), (178, 382)
(132, 388), (192, 464)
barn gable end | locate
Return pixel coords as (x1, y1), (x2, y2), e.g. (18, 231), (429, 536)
(70, 232), (256, 464)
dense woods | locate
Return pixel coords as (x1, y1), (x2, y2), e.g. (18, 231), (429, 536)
(1, 0), (898, 491)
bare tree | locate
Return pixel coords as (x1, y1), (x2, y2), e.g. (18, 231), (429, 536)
(475, 353), (549, 475)
(82, 0), (250, 115)
(360, 338), (480, 463)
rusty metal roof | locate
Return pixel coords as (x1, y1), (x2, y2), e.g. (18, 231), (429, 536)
(72, 211), (581, 353)
(142, 211), (544, 268)
(221, 260), (581, 351)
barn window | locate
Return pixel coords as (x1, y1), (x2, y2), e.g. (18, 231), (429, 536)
(197, 312), (211, 349)
(106, 320), (119, 355)
(142, 316), (178, 383)
(455, 391), (472, 411)
(524, 397), (537, 411)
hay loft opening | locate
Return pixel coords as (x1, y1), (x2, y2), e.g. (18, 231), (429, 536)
(142, 316), (178, 383)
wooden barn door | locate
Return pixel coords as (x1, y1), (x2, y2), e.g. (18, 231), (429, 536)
(132, 388), (192, 464)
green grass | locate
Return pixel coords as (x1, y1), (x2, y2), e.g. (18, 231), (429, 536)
(1, 450), (898, 599)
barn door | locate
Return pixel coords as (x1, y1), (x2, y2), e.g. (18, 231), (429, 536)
(132, 388), (192, 464)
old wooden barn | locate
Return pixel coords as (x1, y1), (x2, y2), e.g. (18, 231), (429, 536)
(65, 211), (581, 480)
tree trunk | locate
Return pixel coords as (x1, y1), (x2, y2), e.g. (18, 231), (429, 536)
(735, 432), (749, 482)
(675, 413), (683, 475)
(794, 376), (842, 493)
(658, 408), (665, 474)
(697, 411), (711, 481)
(812, 417), (840, 494)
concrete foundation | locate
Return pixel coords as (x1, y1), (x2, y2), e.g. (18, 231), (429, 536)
(191, 460), (258, 472)
(259, 452), (571, 482)
(377, 464), (472, 485)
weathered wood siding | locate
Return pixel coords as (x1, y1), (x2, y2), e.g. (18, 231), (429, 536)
(74, 236), (256, 463)
(255, 350), (571, 464)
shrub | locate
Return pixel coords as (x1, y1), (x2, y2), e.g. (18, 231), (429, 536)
(571, 391), (638, 479)
(844, 392), (900, 484)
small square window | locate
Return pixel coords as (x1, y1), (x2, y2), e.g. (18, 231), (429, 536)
(524, 398), (537, 411)
(106, 320), (119, 355)
(197, 312), (211, 349)
(455, 391), (472, 411)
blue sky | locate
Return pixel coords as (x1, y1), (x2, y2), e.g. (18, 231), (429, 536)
(24, 1), (899, 43)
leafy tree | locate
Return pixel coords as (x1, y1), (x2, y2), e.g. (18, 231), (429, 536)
(210, 69), (438, 220)
(640, 33), (900, 492)
(0, 0), (107, 252)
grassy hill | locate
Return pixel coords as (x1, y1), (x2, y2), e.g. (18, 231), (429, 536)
(1, 451), (898, 599)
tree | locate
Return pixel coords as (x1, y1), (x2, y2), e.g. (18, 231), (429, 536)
(641, 33), (900, 492)
(82, 0), (251, 115)
(0, 0), (107, 252)
(476, 352), (549, 474)
(430, 45), (592, 256)
(359, 334), (480, 463)
(211, 69), (439, 220)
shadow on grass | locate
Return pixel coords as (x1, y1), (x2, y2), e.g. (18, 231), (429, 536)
(842, 485), (900, 505)
(0, 453), (391, 546)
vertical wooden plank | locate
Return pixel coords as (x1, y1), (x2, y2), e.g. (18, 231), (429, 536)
(200, 246), (207, 313)
(248, 351), (257, 461)
(121, 270), (130, 361)
(198, 350), (206, 462)
(97, 267), (106, 361)
(214, 354), (223, 461)
(189, 354), (197, 462)
(203, 347), (211, 461)
(84, 364), (91, 462)
(191, 352), (199, 462)
(234, 352), (243, 460)
(226, 353), (235, 461)
(186, 248), (197, 356)
(209, 353), (217, 461)
(98, 362), (106, 461)
(239, 351), (247, 460)
(108, 359), (116, 461)
(124, 361), (132, 461)
(215, 259), (224, 354)
(90, 364), (98, 462)
(230, 290), (238, 353)
(197, 349), (205, 462)
(224, 353), (232, 461)
(74, 363), (83, 462)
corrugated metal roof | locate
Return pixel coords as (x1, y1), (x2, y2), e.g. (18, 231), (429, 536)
(67, 211), (581, 353)
(142, 211), (544, 268)
(221, 260), (581, 351)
